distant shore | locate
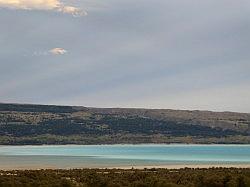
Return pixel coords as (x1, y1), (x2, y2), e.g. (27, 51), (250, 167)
(1, 143), (250, 147)
(106, 164), (250, 170)
(1, 164), (250, 171)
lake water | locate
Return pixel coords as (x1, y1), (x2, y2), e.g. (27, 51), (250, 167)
(0, 144), (249, 169)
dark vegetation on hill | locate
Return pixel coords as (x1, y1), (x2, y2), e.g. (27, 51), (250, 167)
(0, 103), (249, 144)
(0, 168), (249, 187)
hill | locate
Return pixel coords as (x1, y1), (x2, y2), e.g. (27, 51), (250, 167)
(0, 103), (249, 145)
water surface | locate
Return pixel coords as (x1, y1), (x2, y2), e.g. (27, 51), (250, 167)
(0, 144), (249, 169)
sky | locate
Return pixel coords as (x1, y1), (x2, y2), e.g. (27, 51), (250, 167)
(0, 0), (250, 112)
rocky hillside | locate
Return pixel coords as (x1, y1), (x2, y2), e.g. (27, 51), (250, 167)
(0, 103), (249, 144)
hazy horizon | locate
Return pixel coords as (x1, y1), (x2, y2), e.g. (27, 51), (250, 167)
(1, 0), (250, 113)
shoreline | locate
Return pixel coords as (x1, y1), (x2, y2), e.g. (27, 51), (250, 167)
(0, 143), (250, 147)
(105, 164), (250, 170)
(1, 164), (250, 171)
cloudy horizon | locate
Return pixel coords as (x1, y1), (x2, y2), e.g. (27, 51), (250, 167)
(0, 0), (250, 113)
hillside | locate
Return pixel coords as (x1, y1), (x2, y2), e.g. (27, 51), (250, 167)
(0, 103), (249, 145)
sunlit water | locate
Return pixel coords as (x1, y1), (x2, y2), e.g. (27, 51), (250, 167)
(0, 144), (249, 169)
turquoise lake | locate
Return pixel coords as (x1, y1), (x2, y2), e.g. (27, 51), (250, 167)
(0, 144), (249, 169)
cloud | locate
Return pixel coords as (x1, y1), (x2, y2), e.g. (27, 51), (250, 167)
(49, 48), (67, 55)
(23, 48), (67, 56)
(0, 0), (87, 16)
(58, 6), (87, 17)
